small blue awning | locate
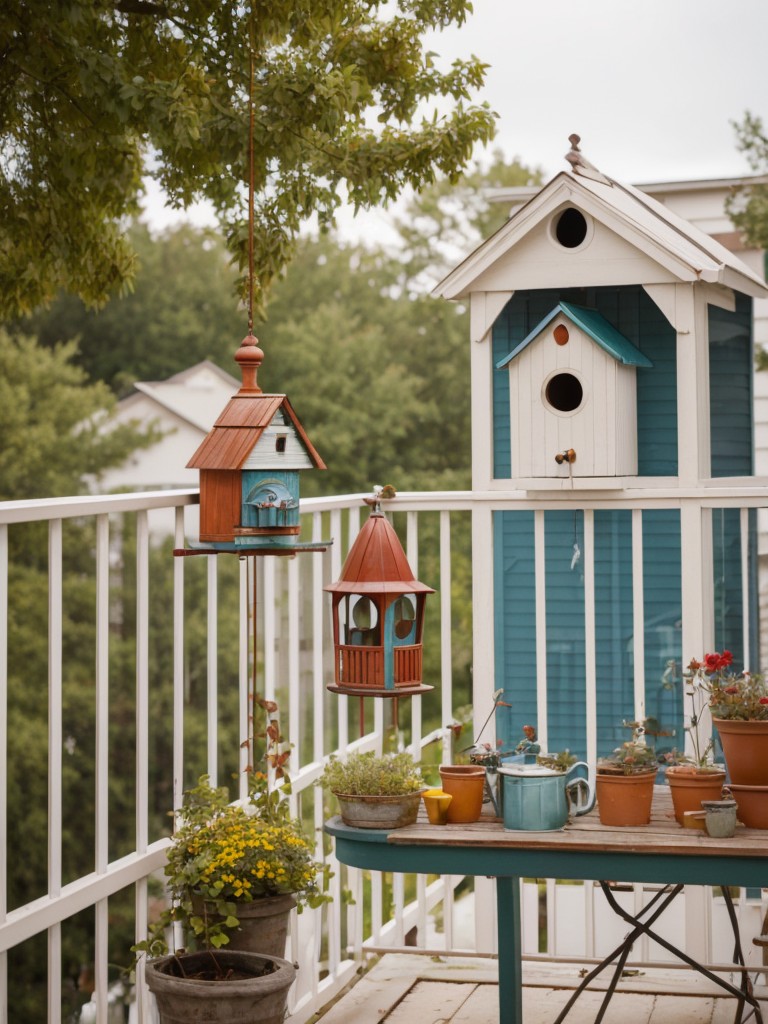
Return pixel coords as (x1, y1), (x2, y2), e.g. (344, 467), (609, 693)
(496, 302), (653, 369)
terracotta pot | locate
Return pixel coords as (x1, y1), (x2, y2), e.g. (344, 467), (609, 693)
(595, 770), (656, 826)
(146, 950), (296, 1024)
(665, 766), (726, 825)
(334, 790), (422, 829)
(193, 893), (297, 959)
(438, 765), (486, 823)
(713, 718), (768, 786)
(729, 784), (768, 829)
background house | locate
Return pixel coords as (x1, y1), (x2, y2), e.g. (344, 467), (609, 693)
(94, 360), (239, 492)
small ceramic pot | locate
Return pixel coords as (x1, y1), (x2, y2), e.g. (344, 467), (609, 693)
(596, 769), (657, 826)
(422, 788), (452, 825)
(438, 765), (486, 823)
(701, 799), (738, 838)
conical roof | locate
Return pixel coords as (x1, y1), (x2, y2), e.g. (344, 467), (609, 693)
(325, 512), (434, 595)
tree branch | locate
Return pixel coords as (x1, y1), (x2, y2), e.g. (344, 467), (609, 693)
(115, 0), (170, 15)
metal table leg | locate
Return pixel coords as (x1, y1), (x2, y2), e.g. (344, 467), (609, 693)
(496, 876), (523, 1024)
(552, 882), (763, 1024)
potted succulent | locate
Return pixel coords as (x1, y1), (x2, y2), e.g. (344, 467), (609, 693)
(318, 750), (425, 828)
(688, 650), (768, 827)
(134, 772), (330, 1024)
(596, 726), (659, 826)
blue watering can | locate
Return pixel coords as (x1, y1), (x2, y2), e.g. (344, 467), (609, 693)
(496, 761), (594, 831)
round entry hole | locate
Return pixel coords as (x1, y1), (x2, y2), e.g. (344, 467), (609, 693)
(546, 373), (583, 412)
(555, 208), (588, 248)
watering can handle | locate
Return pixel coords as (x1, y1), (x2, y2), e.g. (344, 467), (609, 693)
(565, 762), (596, 816)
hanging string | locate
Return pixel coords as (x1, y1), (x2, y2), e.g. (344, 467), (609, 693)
(247, 44), (255, 335)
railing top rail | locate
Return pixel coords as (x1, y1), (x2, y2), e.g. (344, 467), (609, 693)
(4, 479), (768, 526)
(0, 488), (201, 524)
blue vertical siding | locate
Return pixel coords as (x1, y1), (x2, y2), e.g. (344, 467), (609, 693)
(594, 511), (634, 751)
(544, 511), (587, 755)
(493, 507), (684, 759)
(710, 293), (753, 477)
(640, 510), (682, 757)
(709, 294), (756, 671)
(490, 285), (755, 759)
(493, 511), (537, 751)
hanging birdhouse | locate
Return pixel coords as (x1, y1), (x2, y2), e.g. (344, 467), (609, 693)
(187, 333), (325, 551)
(325, 503), (434, 696)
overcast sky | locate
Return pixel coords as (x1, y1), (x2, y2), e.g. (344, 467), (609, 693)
(424, 0), (768, 184)
(142, 0), (768, 233)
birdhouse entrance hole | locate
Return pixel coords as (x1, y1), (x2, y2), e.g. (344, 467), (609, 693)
(545, 372), (583, 413)
(554, 207), (588, 248)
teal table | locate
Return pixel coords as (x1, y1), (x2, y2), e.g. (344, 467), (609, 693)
(326, 790), (768, 1024)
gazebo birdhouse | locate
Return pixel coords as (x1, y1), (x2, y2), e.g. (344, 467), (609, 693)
(187, 333), (325, 550)
(496, 301), (652, 479)
(325, 504), (434, 696)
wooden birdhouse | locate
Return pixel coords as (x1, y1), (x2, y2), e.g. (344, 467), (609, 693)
(434, 135), (768, 492)
(187, 333), (325, 550)
(496, 301), (652, 479)
(325, 505), (434, 696)
(431, 134), (768, 763)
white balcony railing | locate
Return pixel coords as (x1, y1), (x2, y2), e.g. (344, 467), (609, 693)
(1, 486), (768, 1023)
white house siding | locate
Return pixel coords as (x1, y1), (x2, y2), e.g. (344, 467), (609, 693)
(96, 392), (202, 492)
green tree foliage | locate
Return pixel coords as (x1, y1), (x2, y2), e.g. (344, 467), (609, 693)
(728, 112), (768, 249)
(19, 224), (245, 393)
(392, 147), (542, 287)
(727, 112), (768, 370)
(258, 233), (471, 495)
(260, 152), (539, 495)
(1, 0), (496, 317)
(0, 330), (159, 500)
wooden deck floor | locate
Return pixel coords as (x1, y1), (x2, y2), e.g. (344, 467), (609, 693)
(314, 954), (768, 1024)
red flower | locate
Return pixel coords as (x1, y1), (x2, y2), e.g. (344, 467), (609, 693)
(688, 658), (702, 671)
(703, 650), (733, 674)
(704, 653), (721, 673)
(760, 698), (768, 706)
(724, 686), (739, 695)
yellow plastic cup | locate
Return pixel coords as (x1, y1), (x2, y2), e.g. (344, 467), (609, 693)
(422, 788), (453, 825)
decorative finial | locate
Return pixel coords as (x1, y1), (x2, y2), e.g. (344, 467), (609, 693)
(565, 133), (612, 186)
(234, 332), (264, 393)
(363, 483), (397, 515)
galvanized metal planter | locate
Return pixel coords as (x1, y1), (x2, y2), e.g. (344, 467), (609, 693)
(334, 790), (423, 829)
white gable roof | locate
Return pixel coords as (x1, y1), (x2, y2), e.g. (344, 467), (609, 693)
(132, 360), (240, 433)
(433, 170), (768, 301)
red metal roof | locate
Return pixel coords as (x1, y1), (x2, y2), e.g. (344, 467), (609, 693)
(325, 513), (434, 595)
(187, 394), (325, 470)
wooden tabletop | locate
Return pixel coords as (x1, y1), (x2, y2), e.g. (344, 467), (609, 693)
(385, 788), (768, 861)
(327, 788), (768, 887)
